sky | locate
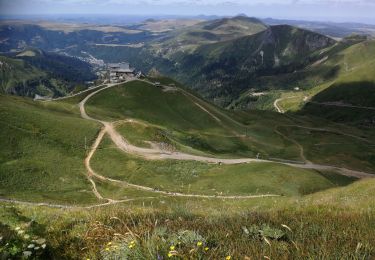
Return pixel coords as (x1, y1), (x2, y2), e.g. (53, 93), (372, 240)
(1, 0), (375, 24)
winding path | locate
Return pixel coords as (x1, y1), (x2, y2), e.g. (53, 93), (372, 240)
(0, 197), (154, 209)
(79, 79), (374, 204)
(3, 80), (373, 209)
(274, 96), (298, 113)
(79, 80), (284, 200)
(309, 101), (375, 111)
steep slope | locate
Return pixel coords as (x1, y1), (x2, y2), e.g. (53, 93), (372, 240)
(0, 55), (46, 96)
(291, 39), (375, 126)
(228, 35), (370, 110)
(0, 80), (374, 259)
(167, 25), (335, 103)
(0, 94), (99, 203)
(0, 49), (96, 97)
(86, 79), (375, 173)
(2, 79), (370, 205)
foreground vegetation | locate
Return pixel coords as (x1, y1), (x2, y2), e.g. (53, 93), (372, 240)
(1, 180), (375, 259)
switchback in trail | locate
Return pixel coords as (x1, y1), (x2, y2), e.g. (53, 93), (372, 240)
(79, 79), (374, 203)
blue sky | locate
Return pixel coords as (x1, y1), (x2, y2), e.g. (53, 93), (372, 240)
(1, 0), (375, 24)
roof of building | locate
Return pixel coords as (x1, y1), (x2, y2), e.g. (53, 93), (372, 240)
(108, 62), (130, 69)
(112, 68), (134, 73)
(108, 62), (134, 73)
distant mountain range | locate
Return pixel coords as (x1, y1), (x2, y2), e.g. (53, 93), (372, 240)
(0, 16), (374, 122)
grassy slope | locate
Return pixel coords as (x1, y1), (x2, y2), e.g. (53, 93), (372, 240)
(0, 94), (100, 204)
(0, 56), (47, 94)
(277, 125), (375, 172)
(87, 80), (375, 172)
(0, 80), (374, 259)
(0, 178), (374, 259)
(91, 136), (347, 197)
(86, 80), (302, 160)
(272, 40), (375, 122)
(299, 41), (375, 125)
(0, 50), (96, 98)
(169, 25), (335, 103)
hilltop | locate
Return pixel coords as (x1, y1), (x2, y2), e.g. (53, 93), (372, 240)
(165, 24), (335, 102)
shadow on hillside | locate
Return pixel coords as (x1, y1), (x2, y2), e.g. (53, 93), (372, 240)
(299, 81), (375, 126)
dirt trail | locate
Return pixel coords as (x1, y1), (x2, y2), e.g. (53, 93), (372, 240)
(0, 197), (155, 209)
(274, 126), (311, 164)
(5, 79), (372, 208)
(51, 84), (109, 101)
(284, 125), (374, 144)
(309, 101), (375, 111)
(274, 96), (297, 113)
(79, 80), (283, 199)
(192, 101), (222, 122)
(180, 89), (275, 149)
(84, 127), (107, 200)
(79, 79), (373, 203)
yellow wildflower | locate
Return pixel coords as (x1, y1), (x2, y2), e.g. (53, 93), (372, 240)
(105, 248), (110, 251)
(168, 252), (173, 258)
(130, 240), (136, 245)
(129, 244), (134, 249)
(107, 242), (112, 246)
(170, 245), (175, 250)
(197, 241), (203, 246)
(226, 256), (231, 260)
(204, 247), (209, 251)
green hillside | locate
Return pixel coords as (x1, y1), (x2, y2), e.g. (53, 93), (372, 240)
(0, 55), (47, 96)
(0, 174), (373, 259)
(255, 39), (375, 124)
(299, 40), (375, 125)
(0, 77), (374, 259)
(154, 25), (336, 104)
(92, 136), (341, 197)
(0, 94), (99, 203)
(85, 80), (375, 171)
(1, 79), (371, 206)
(0, 49), (96, 98)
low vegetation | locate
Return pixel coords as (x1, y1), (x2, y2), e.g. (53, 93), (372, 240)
(0, 94), (99, 204)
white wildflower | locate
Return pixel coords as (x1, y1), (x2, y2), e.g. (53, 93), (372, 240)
(36, 238), (46, 245)
(23, 251), (32, 258)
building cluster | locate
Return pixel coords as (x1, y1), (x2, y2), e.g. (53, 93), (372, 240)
(108, 62), (136, 83)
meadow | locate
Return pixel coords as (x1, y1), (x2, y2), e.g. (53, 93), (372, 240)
(0, 94), (99, 204)
(1, 78), (374, 259)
